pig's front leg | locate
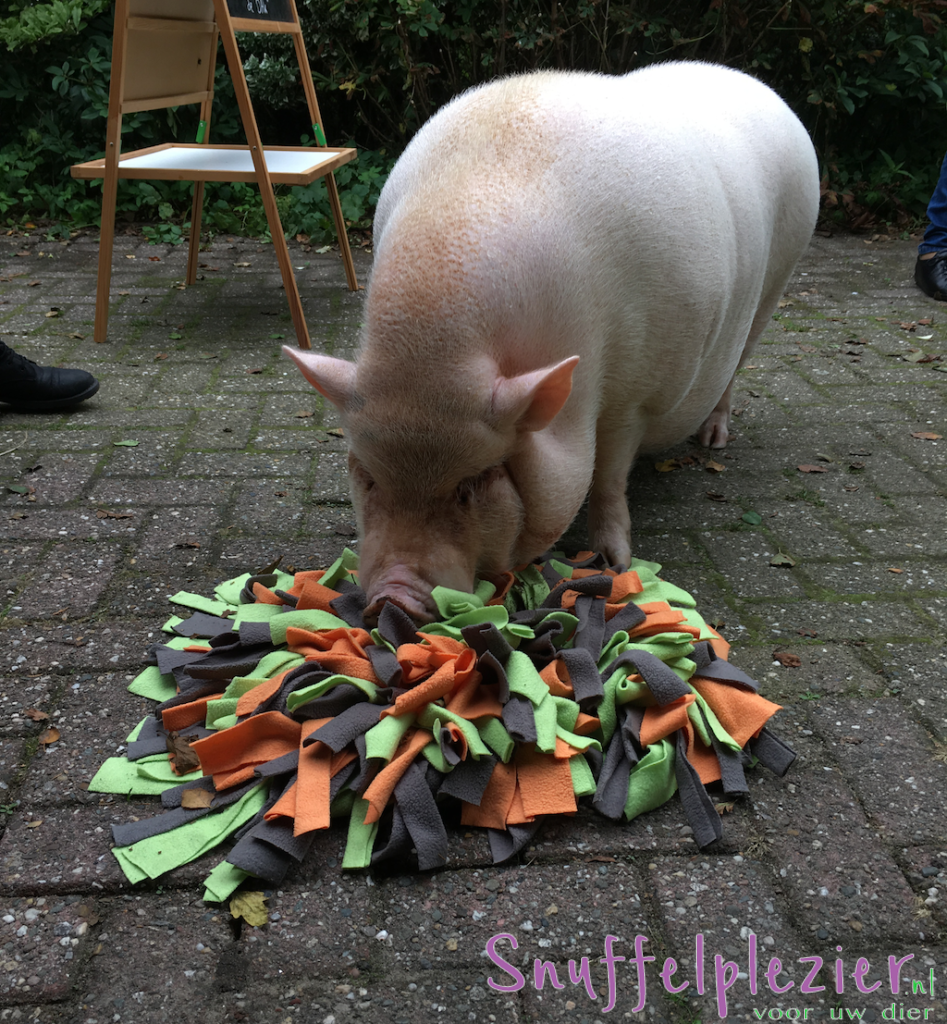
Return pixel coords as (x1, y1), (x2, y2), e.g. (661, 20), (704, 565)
(586, 410), (647, 568)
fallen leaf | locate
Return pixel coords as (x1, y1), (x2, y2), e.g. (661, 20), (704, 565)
(797, 464), (828, 473)
(797, 627), (818, 638)
(44, 309), (60, 318)
(230, 891), (268, 927)
(23, 708), (49, 721)
(154, 352), (168, 361)
(8, 512), (27, 520)
(169, 333), (183, 340)
(26, 280), (40, 287)
(113, 439), (139, 447)
(68, 332), (84, 340)
(25, 820), (43, 829)
(295, 410), (314, 418)
(181, 789), (214, 809)
(741, 511), (763, 525)
(843, 485), (860, 492)
(840, 736), (863, 745)
(887, 567), (904, 574)
(446, 938), (458, 951)
(773, 651), (801, 668)
(654, 459), (681, 473)
(326, 427), (344, 438)
(166, 732), (200, 773)
(7, 484), (29, 495)
(38, 726), (61, 745)
(233, 261), (252, 267)
(770, 552), (796, 568)
(269, 333), (285, 340)
(706, 491), (728, 502)
(148, 256), (161, 262)
(715, 801), (735, 815)
(918, 318), (933, 325)
(911, 432), (942, 440)
(175, 540), (201, 549)
(705, 460), (726, 473)
(95, 509), (134, 520)
(246, 368), (264, 374)
(849, 461), (865, 470)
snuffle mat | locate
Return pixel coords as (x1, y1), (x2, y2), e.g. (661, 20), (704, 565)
(90, 550), (795, 902)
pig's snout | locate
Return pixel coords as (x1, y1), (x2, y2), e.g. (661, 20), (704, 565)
(362, 568), (438, 626)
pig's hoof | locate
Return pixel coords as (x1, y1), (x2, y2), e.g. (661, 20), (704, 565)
(697, 411), (731, 449)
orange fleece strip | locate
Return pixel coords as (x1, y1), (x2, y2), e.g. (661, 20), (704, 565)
(446, 679), (503, 720)
(689, 677), (782, 747)
(397, 634), (469, 684)
(573, 712), (601, 735)
(182, 644), (212, 653)
(161, 696), (215, 733)
(515, 747), (577, 818)
(361, 728), (432, 824)
(687, 735), (722, 785)
(638, 694), (696, 748)
(460, 760), (516, 829)
(212, 765), (257, 790)
(293, 577), (345, 612)
(285, 626), (378, 681)
(609, 571), (643, 601)
(234, 669), (293, 717)
(380, 660), (456, 718)
(294, 718), (333, 835)
(504, 775), (534, 825)
(264, 779), (297, 822)
(540, 659), (573, 698)
(707, 629), (731, 660)
(251, 581), (284, 605)
(191, 711), (302, 777)
(628, 602), (702, 640)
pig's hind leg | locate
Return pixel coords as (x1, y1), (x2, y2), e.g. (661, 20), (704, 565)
(697, 279), (789, 448)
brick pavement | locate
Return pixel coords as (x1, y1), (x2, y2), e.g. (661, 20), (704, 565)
(0, 227), (944, 1024)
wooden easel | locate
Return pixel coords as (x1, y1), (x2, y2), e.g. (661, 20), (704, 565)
(71, 0), (359, 349)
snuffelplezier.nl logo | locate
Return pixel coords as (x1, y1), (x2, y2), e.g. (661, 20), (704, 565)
(485, 932), (937, 1019)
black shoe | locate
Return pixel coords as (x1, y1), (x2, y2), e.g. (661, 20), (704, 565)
(0, 341), (99, 412)
(915, 251), (947, 300)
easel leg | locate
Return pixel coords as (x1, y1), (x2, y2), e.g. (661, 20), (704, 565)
(186, 181), (206, 286)
(325, 172), (359, 291)
(258, 184), (311, 350)
(94, 168), (120, 344)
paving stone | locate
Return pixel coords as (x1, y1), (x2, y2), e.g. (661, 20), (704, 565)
(808, 699), (947, 848)
(0, 895), (100, 1004)
(15, 542), (122, 620)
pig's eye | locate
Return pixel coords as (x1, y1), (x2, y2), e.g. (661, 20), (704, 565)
(351, 464), (375, 492)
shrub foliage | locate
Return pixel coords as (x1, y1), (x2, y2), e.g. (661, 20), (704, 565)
(3, 0), (947, 237)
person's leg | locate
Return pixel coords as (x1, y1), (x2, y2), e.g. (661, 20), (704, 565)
(0, 340), (99, 411)
(915, 152), (947, 298)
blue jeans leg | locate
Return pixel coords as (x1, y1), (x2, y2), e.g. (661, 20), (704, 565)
(919, 151), (947, 254)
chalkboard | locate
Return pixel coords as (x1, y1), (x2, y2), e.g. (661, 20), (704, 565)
(226, 0), (294, 23)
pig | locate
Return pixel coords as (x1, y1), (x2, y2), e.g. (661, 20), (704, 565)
(285, 61), (819, 624)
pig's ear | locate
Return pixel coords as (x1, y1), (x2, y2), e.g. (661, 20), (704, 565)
(282, 345), (356, 411)
(493, 356), (579, 432)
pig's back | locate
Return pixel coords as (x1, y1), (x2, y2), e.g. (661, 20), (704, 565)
(367, 64), (818, 438)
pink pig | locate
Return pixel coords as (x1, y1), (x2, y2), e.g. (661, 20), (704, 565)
(285, 62), (819, 623)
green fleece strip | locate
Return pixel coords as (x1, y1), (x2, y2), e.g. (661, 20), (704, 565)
(552, 695), (579, 731)
(624, 739), (677, 822)
(221, 650), (303, 696)
(269, 608), (348, 644)
(364, 713), (415, 762)
(533, 694), (559, 753)
(287, 673), (380, 711)
(422, 739), (450, 773)
(478, 717), (514, 763)
(88, 756), (196, 796)
(690, 691), (742, 752)
(205, 700), (239, 731)
(203, 861), (251, 903)
(213, 572), (252, 606)
(128, 665), (176, 701)
(416, 705), (490, 758)
(422, 604), (510, 640)
(342, 797), (377, 869)
(556, 726), (601, 754)
(505, 650), (549, 706)
(231, 603), (286, 626)
(320, 548), (360, 589)
(570, 753), (596, 797)
(112, 784), (267, 883)
(169, 591), (233, 617)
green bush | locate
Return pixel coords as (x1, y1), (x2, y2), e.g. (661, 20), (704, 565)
(3, 0), (947, 235)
